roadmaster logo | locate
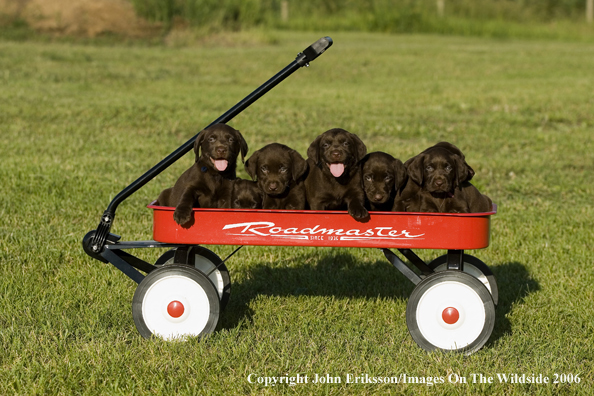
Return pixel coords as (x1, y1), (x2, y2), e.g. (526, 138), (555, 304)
(222, 222), (424, 241)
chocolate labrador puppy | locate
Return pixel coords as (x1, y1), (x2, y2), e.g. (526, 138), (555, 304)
(360, 152), (407, 211)
(245, 143), (308, 210)
(229, 179), (263, 209)
(157, 123), (248, 225)
(394, 142), (492, 213)
(304, 128), (368, 220)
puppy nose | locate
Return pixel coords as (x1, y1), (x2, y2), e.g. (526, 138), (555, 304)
(434, 179), (444, 186)
(331, 150), (341, 160)
(268, 183), (278, 191)
(216, 147), (227, 155)
(374, 194), (383, 201)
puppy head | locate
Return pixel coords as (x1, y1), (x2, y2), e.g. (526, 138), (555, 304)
(431, 141), (475, 181)
(307, 128), (367, 178)
(231, 179), (263, 209)
(194, 123), (248, 172)
(406, 147), (468, 193)
(245, 143), (308, 196)
(360, 152), (407, 205)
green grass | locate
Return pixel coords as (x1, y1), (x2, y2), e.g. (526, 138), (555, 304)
(1, 31), (593, 394)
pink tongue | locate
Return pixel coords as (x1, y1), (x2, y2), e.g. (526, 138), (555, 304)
(329, 163), (345, 178)
(213, 159), (228, 171)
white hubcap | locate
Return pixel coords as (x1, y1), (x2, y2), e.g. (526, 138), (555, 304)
(416, 280), (486, 350)
(142, 275), (211, 340)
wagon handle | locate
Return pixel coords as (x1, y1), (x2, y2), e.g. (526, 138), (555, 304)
(86, 37), (333, 254)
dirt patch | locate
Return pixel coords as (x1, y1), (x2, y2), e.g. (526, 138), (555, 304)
(1, 0), (161, 37)
(0, 0), (24, 16)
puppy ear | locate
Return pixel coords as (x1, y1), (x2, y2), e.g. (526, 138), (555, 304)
(290, 150), (308, 181)
(358, 154), (370, 188)
(234, 130), (249, 163)
(307, 135), (322, 165)
(394, 158), (408, 189)
(350, 133), (367, 162)
(244, 151), (259, 180)
(454, 154), (469, 189)
(194, 131), (207, 162)
(256, 184), (265, 200)
(359, 153), (370, 166)
(462, 158), (475, 181)
(405, 154), (424, 185)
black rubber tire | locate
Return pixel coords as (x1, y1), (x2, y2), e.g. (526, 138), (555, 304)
(155, 246), (231, 310)
(132, 264), (220, 340)
(406, 271), (495, 355)
(428, 254), (498, 306)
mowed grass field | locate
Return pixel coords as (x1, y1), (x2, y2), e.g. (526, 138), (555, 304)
(1, 31), (593, 395)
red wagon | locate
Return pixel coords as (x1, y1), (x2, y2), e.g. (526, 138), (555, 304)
(83, 37), (498, 355)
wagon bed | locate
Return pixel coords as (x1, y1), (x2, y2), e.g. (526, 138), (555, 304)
(149, 203), (497, 250)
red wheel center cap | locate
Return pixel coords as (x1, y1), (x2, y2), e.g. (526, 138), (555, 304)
(167, 300), (185, 318)
(442, 307), (459, 325)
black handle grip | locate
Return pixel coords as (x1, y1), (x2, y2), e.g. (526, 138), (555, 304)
(300, 36), (333, 65)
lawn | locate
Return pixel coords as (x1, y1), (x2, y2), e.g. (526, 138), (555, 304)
(0, 31), (593, 395)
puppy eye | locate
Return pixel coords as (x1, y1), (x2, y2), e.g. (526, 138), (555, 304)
(365, 175), (372, 182)
(228, 137), (234, 143)
(426, 166), (434, 172)
(280, 167), (288, 173)
(322, 143), (330, 149)
(343, 141), (349, 146)
(445, 165), (452, 172)
(261, 166), (268, 173)
(385, 176), (393, 181)
(208, 136), (216, 142)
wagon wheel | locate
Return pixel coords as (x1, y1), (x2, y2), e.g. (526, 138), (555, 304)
(406, 271), (495, 355)
(428, 254), (498, 306)
(132, 264), (220, 340)
(155, 246), (231, 310)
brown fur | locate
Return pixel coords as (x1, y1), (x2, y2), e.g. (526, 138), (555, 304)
(156, 123), (248, 225)
(245, 143), (308, 210)
(360, 152), (407, 211)
(393, 142), (492, 213)
(304, 128), (368, 220)
(229, 179), (263, 209)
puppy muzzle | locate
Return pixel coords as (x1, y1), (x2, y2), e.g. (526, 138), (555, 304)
(371, 193), (388, 203)
(264, 180), (288, 196)
(429, 177), (450, 193)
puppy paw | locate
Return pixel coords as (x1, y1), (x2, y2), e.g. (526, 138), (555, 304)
(173, 207), (193, 226)
(348, 203), (369, 222)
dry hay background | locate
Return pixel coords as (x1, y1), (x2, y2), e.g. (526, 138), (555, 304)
(0, 0), (161, 38)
